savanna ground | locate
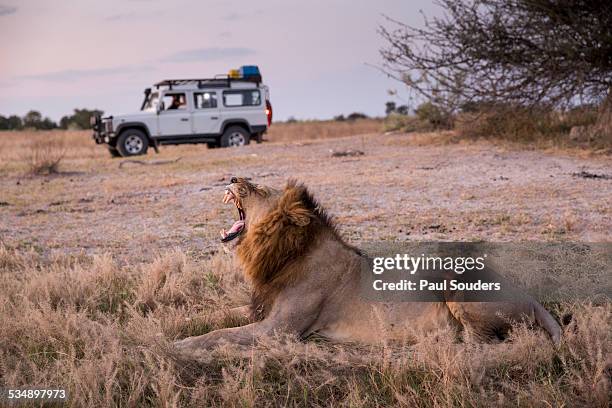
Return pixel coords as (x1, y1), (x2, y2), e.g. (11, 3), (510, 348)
(0, 120), (610, 407)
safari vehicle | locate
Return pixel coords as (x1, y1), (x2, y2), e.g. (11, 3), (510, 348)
(91, 66), (272, 157)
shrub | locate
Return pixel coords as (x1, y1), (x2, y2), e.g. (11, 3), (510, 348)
(22, 110), (57, 130)
(383, 113), (429, 133)
(25, 138), (66, 175)
(346, 112), (368, 121)
(414, 102), (453, 129)
(455, 105), (600, 144)
(59, 108), (104, 130)
(384, 102), (453, 133)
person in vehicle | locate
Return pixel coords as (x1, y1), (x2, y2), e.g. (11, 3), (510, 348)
(167, 94), (185, 110)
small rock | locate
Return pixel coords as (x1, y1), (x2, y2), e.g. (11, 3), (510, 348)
(256, 172), (279, 178)
(572, 171), (611, 180)
(331, 149), (365, 158)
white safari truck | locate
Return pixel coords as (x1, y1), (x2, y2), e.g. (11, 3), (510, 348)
(91, 69), (272, 157)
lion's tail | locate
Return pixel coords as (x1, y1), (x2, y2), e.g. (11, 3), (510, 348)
(533, 301), (561, 345)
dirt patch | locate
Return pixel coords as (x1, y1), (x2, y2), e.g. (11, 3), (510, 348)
(1, 132), (611, 258)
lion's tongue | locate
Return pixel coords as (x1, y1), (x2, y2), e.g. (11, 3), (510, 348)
(221, 220), (245, 242)
(227, 220), (244, 234)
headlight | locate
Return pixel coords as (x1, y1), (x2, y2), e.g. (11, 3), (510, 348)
(104, 119), (113, 133)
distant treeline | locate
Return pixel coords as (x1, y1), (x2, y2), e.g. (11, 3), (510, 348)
(284, 112), (372, 123)
(0, 109), (103, 130)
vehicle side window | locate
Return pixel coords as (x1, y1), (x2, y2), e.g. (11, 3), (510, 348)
(194, 92), (218, 109)
(162, 93), (187, 110)
(223, 90), (261, 107)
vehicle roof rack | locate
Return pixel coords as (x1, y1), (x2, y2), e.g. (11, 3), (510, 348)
(154, 75), (260, 90)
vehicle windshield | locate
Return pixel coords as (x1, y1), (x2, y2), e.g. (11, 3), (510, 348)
(141, 91), (159, 111)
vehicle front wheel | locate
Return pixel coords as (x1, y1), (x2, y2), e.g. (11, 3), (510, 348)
(220, 126), (250, 148)
(116, 129), (149, 156)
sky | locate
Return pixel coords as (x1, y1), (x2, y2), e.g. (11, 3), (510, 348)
(0, 0), (441, 121)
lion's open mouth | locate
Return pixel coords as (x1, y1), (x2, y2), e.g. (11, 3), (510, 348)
(220, 188), (245, 242)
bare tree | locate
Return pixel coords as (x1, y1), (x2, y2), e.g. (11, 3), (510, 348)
(379, 0), (612, 118)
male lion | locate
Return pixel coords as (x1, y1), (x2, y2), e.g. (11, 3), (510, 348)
(174, 177), (561, 354)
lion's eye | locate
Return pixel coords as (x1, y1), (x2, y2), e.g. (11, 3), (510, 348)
(230, 177), (238, 184)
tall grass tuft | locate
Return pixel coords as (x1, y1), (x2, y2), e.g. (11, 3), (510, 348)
(24, 137), (66, 175)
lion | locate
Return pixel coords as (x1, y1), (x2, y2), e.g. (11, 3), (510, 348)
(174, 177), (561, 355)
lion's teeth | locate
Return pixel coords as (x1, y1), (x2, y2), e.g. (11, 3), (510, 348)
(220, 229), (227, 238)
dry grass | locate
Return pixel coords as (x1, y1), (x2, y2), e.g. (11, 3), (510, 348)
(0, 131), (98, 176)
(266, 119), (382, 142)
(0, 245), (610, 407)
(455, 106), (611, 152)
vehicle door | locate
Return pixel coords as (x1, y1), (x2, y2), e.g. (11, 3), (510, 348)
(191, 90), (221, 134)
(157, 91), (192, 136)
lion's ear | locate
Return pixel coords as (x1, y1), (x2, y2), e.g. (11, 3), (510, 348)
(286, 205), (311, 226)
(280, 185), (312, 227)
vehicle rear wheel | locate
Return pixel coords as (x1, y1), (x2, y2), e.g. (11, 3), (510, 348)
(116, 129), (149, 156)
(220, 126), (250, 148)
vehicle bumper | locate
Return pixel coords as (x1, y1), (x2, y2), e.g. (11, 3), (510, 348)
(91, 115), (114, 144)
(251, 124), (268, 134)
(92, 131), (112, 144)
